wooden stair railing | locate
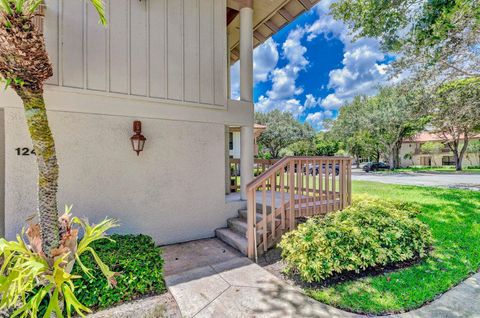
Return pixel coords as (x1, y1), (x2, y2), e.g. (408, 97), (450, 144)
(229, 158), (279, 192)
(245, 156), (352, 260)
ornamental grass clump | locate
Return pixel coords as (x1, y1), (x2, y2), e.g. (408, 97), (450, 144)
(279, 196), (432, 283)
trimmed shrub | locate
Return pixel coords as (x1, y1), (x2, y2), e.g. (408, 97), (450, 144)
(279, 196), (432, 282)
(72, 234), (165, 309)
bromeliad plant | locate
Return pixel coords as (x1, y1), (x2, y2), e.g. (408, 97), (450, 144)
(0, 206), (119, 317)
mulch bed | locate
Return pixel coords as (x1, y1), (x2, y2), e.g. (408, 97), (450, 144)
(258, 247), (424, 290)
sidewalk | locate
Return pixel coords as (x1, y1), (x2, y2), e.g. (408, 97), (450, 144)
(162, 239), (480, 318)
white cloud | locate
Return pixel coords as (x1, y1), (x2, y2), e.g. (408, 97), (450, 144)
(253, 38), (279, 83)
(305, 112), (324, 129)
(230, 38), (279, 100)
(253, 0), (400, 129)
(282, 27), (308, 68)
(256, 96), (305, 117)
(255, 27), (310, 114)
(304, 94), (320, 108)
(306, 1), (392, 109)
(320, 94), (343, 109)
(323, 110), (334, 118)
(230, 62), (240, 100)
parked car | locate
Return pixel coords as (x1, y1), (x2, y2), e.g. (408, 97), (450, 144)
(308, 163), (340, 176)
(283, 163), (339, 176)
(363, 162), (390, 172)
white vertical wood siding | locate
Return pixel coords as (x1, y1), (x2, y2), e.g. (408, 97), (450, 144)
(44, 0), (227, 107)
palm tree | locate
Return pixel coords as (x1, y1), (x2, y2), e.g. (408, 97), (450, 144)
(0, 0), (106, 258)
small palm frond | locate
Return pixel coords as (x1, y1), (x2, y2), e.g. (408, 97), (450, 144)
(0, 0), (13, 15)
(73, 216), (119, 285)
(27, 0), (42, 14)
(88, 0), (107, 25)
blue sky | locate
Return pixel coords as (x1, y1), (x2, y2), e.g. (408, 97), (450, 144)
(231, 0), (392, 130)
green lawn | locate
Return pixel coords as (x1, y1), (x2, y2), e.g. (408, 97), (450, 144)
(308, 181), (480, 314)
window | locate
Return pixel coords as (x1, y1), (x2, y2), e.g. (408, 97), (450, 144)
(229, 132), (233, 151)
(442, 156), (455, 166)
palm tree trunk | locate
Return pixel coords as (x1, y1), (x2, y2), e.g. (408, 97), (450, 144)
(17, 88), (60, 257)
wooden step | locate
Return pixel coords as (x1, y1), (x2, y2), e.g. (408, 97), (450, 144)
(215, 228), (247, 255)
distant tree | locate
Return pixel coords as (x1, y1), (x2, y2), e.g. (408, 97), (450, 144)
(255, 110), (315, 158)
(467, 140), (480, 153)
(330, 96), (375, 166)
(331, 86), (427, 169)
(421, 142), (444, 155)
(364, 86), (429, 169)
(314, 132), (339, 156)
(256, 144), (272, 159)
(331, 0), (480, 81)
(288, 140), (316, 156)
(428, 77), (480, 170)
(465, 140), (480, 166)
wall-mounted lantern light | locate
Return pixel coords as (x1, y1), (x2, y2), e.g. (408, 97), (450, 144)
(130, 121), (146, 156)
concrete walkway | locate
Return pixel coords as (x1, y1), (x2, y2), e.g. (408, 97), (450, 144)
(162, 239), (480, 318)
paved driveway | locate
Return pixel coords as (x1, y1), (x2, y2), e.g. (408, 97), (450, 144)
(352, 170), (480, 191)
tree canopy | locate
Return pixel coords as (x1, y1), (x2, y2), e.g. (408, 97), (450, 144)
(426, 77), (480, 169)
(255, 110), (315, 158)
(331, 0), (480, 80)
(330, 85), (428, 168)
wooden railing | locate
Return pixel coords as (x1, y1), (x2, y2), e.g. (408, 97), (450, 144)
(246, 156), (352, 260)
(230, 158), (279, 192)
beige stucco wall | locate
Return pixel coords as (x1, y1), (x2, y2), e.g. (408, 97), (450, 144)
(4, 106), (244, 244)
(399, 142), (480, 167)
(399, 142), (418, 167)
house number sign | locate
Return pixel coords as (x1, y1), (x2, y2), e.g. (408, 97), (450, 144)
(15, 147), (36, 156)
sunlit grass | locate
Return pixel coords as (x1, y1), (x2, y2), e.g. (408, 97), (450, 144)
(307, 181), (480, 314)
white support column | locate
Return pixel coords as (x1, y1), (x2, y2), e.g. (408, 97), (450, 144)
(240, 2), (253, 102)
(225, 126), (231, 194)
(239, 0), (254, 200)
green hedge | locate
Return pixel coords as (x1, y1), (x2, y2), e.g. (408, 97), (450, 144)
(279, 196), (432, 282)
(72, 234), (166, 309)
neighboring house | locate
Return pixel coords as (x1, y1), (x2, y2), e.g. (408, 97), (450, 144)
(399, 132), (480, 167)
(229, 124), (266, 158)
(0, 0), (320, 247)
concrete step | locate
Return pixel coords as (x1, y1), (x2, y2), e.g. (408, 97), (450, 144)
(215, 228), (247, 255)
(229, 216), (279, 241)
(238, 209), (282, 226)
(227, 217), (248, 237)
(238, 209), (263, 223)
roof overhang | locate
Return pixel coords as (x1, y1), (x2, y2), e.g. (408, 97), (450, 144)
(227, 0), (320, 63)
